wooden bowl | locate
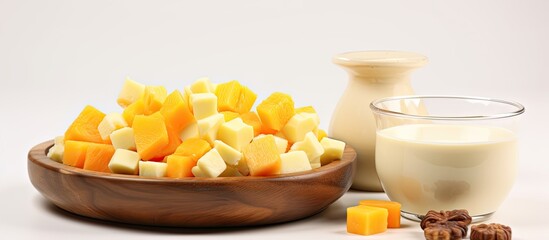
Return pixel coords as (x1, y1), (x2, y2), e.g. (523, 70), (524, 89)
(28, 140), (356, 227)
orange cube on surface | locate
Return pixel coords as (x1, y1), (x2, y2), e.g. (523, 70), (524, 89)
(243, 135), (281, 176)
(160, 90), (194, 132)
(359, 200), (402, 228)
(166, 155), (195, 178)
(173, 138), (212, 163)
(256, 92), (295, 131)
(133, 115), (169, 160)
(83, 143), (115, 173)
(65, 105), (110, 144)
(63, 140), (93, 168)
(240, 112), (262, 136)
(347, 205), (388, 236)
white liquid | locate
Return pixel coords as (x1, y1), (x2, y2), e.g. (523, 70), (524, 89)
(376, 124), (517, 216)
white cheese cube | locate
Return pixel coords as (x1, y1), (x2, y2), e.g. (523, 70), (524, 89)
(197, 113), (224, 144)
(191, 166), (206, 177)
(310, 162), (321, 169)
(98, 113), (128, 140)
(108, 149), (140, 175)
(191, 93), (218, 120)
(214, 140), (242, 166)
(290, 132), (325, 164)
(109, 127), (136, 150)
(256, 134), (288, 154)
(219, 165), (243, 177)
(190, 77), (214, 93)
(281, 113), (318, 143)
(279, 151), (312, 174)
(236, 156), (250, 176)
(195, 149), (227, 177)
(300, 112), (320, 126)
(47, 144), (64, 163)
(179, 121), (199, 141)
(117, 78), (146, 108)
(217, 118), (254, 151)
(320, 137), (346, 165)
(139, 161), (168, 178)
(54, 135), (64, 145)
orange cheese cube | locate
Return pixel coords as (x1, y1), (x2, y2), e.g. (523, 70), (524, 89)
(83, 143), (115, 173)
(133, 115), (169, 160)
(65, 105), (110, 144)
(235, 86), (257, 113)
(160, 90), (194, 133)
(347, 205), (388, 236)
(359, 200), (402, 228)
(142, 85), (167, 115)
(240, 112), (262, 136)
(215, 80), (242, 112)
(166, 155), (195, 178)
(122, 98), (145, 127)
(153, 124), (182, 160)
(173, 138), (212, 163)
(256, 92), (295, 131)
(63, 140), (92, 168)
(243, 135), (281, 176)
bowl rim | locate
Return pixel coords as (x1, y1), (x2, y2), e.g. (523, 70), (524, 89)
(29, 140), (356, 184)
(370, 95), (525, 121)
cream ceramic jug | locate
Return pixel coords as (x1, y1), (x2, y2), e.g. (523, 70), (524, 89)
(329, 51), (428, 191)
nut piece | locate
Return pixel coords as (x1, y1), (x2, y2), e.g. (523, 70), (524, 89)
(420, 209), (472, 240)
(471, 223), (512, 240)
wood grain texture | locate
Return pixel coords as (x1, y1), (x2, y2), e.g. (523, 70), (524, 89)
(28, 140), (356, 227)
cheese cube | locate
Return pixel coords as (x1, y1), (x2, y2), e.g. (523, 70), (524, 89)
(279, 151), (312, 174)
(97, 113), (128, 140)
(320, 137), (346, 165)
(214, 140), (242, 166)
(191, 166), (206, 177)
(109, 127), (136, 150)
(359, 200), (402, 228)
(117, 78), (145, 108)
(142, 85), (168, 115)
(347, 205), (388, 236)
(310, 162), (321, 169)
(290, 132), (325, 164)
(191, 93), (218, 120)
(300, 112), (320, 126)
(256, 92), (295, 131)
(281, 113), (318, 143)
(47, 144), (64, 163)
(217, 118), (254, 151)
(179, 121), (199, 141)
(197, 113), (224, 144)
(243, 135), (281, 176)
(54, 135), (64, 145)
(108, 149), (140, 175)
(194, 149), (227, 177)
(139, 161), (168, 178)
(256, 134), (288, 154)
(190, 77), (214, 93)
(315, 128), (327, 141)
(166, 155), (195, 178)
(236, 156), (250, 176)
(219, 165), (243, 177)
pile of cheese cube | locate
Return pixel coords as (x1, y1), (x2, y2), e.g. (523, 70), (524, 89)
(48, 78), (346, 178)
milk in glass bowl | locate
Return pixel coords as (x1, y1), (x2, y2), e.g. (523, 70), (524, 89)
(370, 95), (524, 222)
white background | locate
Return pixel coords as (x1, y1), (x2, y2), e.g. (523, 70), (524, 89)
(1, 0), (548, 239)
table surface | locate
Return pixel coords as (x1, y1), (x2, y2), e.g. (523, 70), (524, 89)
(2, 0), (548, 239)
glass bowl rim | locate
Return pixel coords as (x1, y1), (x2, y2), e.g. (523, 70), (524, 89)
(370, 95), (525, 121)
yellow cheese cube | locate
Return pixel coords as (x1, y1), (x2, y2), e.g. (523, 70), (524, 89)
(281, 113), (318, 143)
(300, 112), (320, 126)
(117, 78), (145, 108)
(179, 121), (199, 141)
(236, 156), (250, 176)
(54, 135), (64, 145)
(197, 113), (224, 144)
(142, 85), (168, 115)
(256, 92), (295, 131)
(315, 128), (328, 141)
(191, 166), (206, 177)
(279, 151), (312, 174)
(310, 162), (321, 169)
(217, 118), (254, 151)
(190, 77), (215, 93)
(109, 127), (136, 150)
(295, 106), (316, 114)
(97, 113), (128, 140)
(235, 86), (257, 113)
(191, 93), (218, 120)
(194, 149), (227, 177)
(219, 165), (243, 177)
(214, 140), (242, 166)
(256, 134), (288, 154)
(108, 149), (140, 175)
(47, 144), (64, 163)
(320, 137), (346, 165)
(138, 161), (168, 178)
(290, 132), (325, 165)
(347, 205), (388, 236)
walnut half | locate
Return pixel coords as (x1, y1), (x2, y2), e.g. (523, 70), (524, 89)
(471, 223), (512, 240)
(420, 209), (472, 240)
